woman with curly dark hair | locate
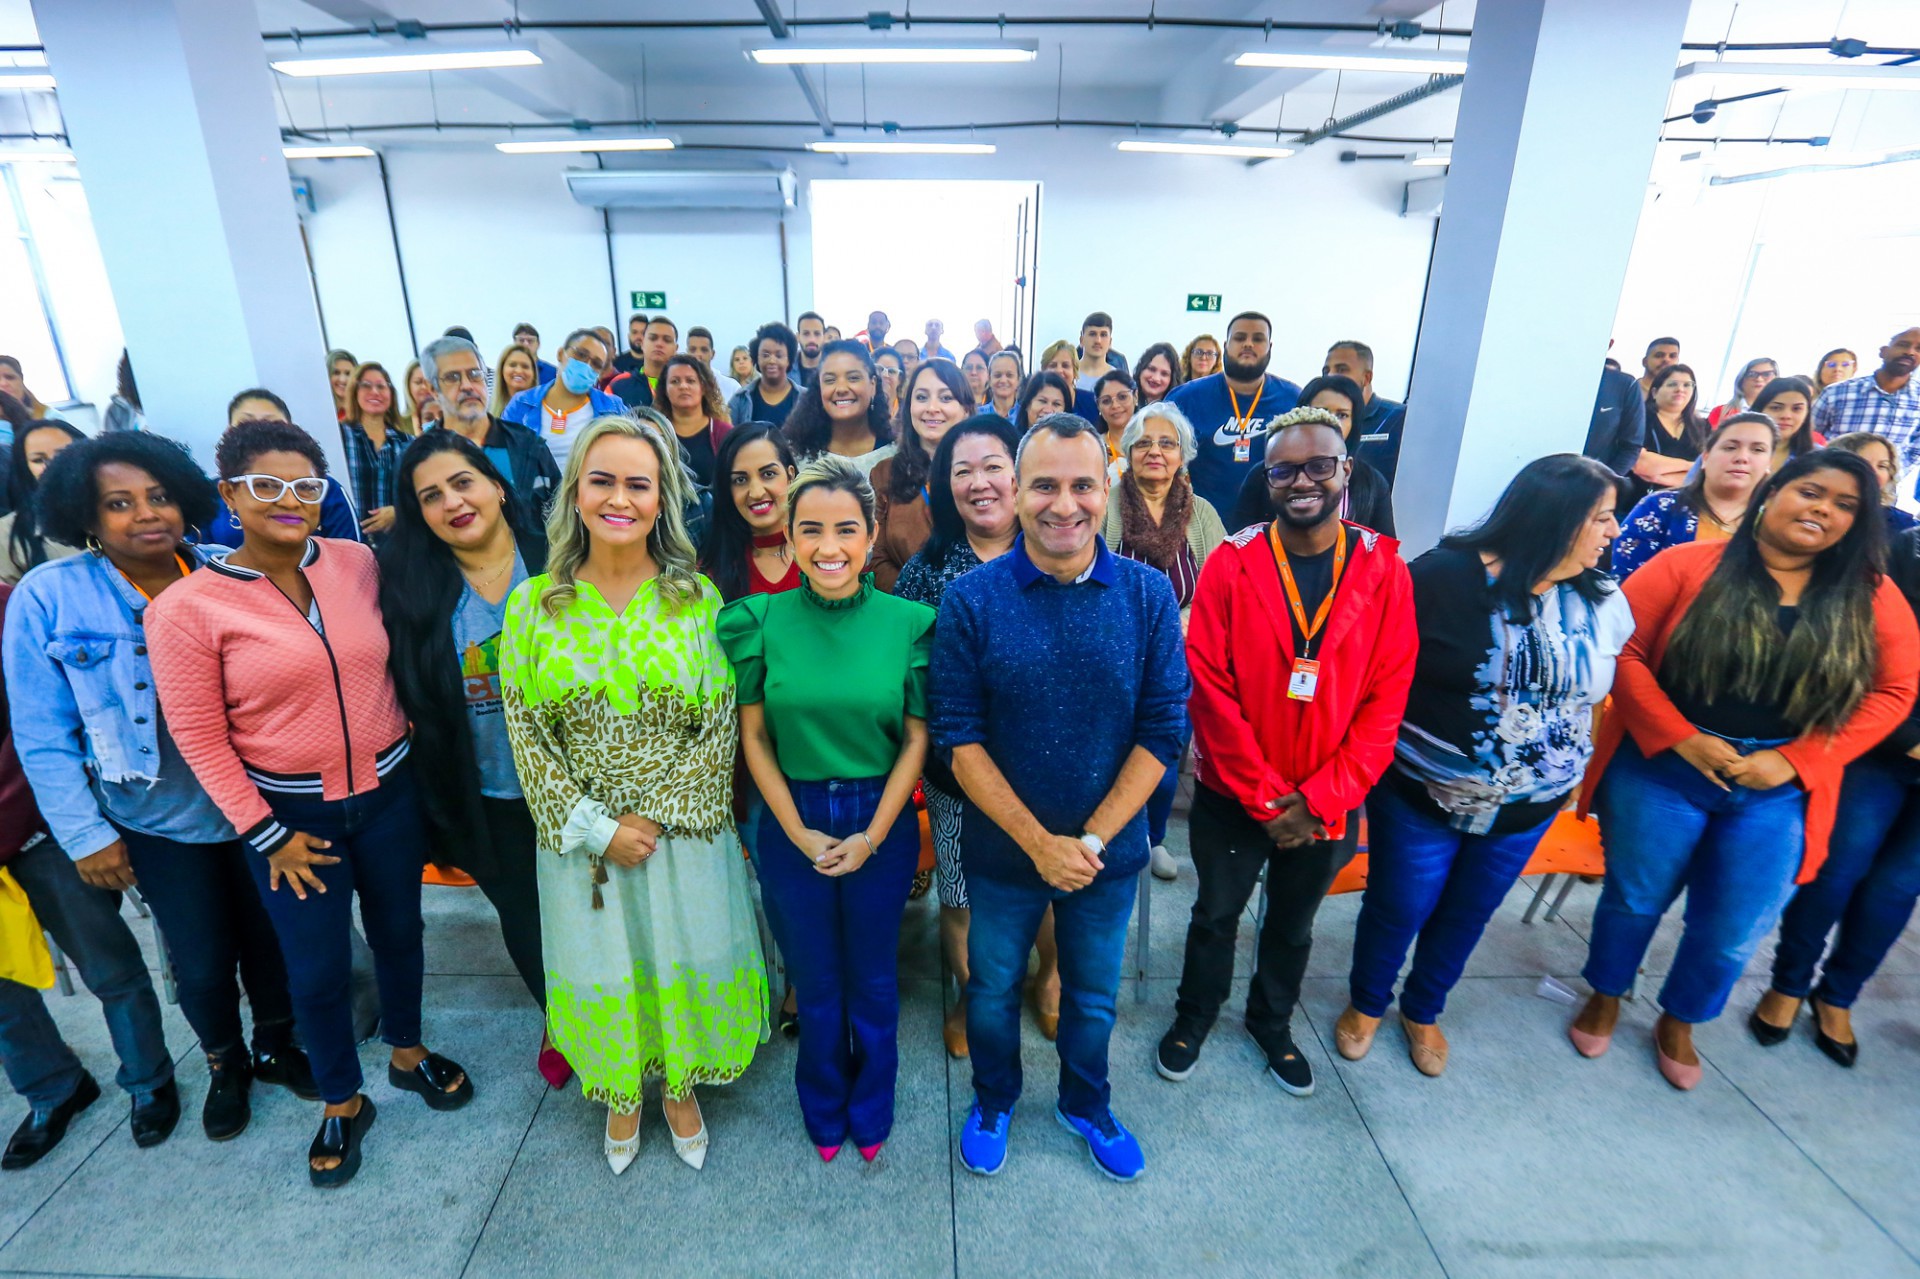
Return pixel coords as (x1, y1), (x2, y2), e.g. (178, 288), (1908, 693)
(871, 358), (974, 591)
(781, 339), (894, 467)
(1132, 342), (1182, 406)
(5, 432), (319, 1147)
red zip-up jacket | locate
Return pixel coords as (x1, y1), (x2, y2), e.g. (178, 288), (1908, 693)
(146, 539), (410, 856)
(1187, 520), (1418, 833)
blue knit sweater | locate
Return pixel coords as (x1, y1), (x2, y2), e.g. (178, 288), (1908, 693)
(930, 534), (1190, 890)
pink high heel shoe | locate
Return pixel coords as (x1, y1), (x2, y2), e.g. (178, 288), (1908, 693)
(538, 1041), (573, 1090)
(858, 1142), (883, 1163)
(817, 1144), (841, 1163)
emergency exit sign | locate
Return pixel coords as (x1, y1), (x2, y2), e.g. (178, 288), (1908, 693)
(630, 290), (668, 309)
(1186, 293), (1221, 312)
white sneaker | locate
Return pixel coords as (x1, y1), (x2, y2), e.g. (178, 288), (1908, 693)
(605, 1107), (641, 1176)
(1149, 844), (1177, 881)
(666, 1094), (708, 1171)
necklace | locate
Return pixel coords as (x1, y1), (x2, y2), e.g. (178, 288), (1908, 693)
(752, 531), (791, 563)
(460, 547), (517, 591)
(1699, 498), (1742, 531)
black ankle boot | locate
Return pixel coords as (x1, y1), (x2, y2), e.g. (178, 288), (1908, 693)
(202, 1046), (252, 1142)
(253, 1042), (321, 1102)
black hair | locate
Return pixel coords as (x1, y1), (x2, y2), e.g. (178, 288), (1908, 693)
(1131, 342), (1183, 401)
(1664, 448), (1885, 732)
(6, 411), (86, 570)
(1326, 339), (1375, 368)
(797, 310), (825, 327)
(752, 321), (799, 370)
(1678, 411), (1779, 519)
(378, 431), (546, 865)
(1296, 373), (1367, 445)
(1441, 453), (1625, 624)
(37, 430), (219, 550)
(444, 326), (475, 342)
(699, 423), (799, 602)
(1014, 370), (1075, 430)
(1226, 310), (1272, 336)
(512, 322), (538, 339)
(872, 346), (905, 374)
(645, 316), (678, 338)
(1647, 362), (1706, 454)
(887, 358), (975, 503)
(115, 351), (140, 410)
(688, 325), (713, 344)
(924, 413), (1022, 561)
(226, 387), (289, 421)
(1081, 311), (1113, 333)
(1645, 336), (1680, 356)
(783, 340), (894, 460)
(213, 419), (329, 480)
(1751, 374), (1819, 457)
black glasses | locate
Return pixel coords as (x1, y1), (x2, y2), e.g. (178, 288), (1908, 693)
(1265, 456), (1342, 485)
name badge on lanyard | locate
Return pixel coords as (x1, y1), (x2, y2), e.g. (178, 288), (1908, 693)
(1228, 382), (1265, 465)
(1288, 658), (1321, 702)
(1269, 522), (1349, 704)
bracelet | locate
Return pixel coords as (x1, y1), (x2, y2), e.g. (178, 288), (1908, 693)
(858, 832), (876, 857)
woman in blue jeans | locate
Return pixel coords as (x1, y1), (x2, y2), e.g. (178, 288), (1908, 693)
(720, 456), (934, 1163)
(1749, 520), (1920, 1065)
(1337, 456), (1633, 1077)
(1572, 451), (1920, 1089)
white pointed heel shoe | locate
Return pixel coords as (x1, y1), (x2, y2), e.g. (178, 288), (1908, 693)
(605, 1107), (641, 1176)
(665, 1094), (708, 1171)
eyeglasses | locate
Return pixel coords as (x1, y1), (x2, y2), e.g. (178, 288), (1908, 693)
(230, 474), (327, 504)
(436, 368), (486, 388)
(1265, 456), (1343, 485)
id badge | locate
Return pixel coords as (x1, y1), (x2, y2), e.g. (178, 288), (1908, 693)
(1287, 657), (1321, 702)
(1233, 436), (1251, 463)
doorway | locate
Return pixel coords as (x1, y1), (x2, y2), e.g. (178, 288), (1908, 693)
(808, 179), (1039, 358)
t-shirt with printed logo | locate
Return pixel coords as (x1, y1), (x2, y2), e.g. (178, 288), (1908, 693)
(1166, 371), (1302, 516)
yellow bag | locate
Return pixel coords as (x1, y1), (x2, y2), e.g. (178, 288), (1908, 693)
(0, 866), (56, 989)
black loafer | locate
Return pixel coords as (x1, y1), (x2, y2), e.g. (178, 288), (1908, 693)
(253, 1045), (321, 1102)
(202, 1048), (252, 1142)
(130, 1080), (180, 1149)
(309, 1095), (376, 1189)
(388, 1052), (473, 1111)
(2, 1072), (100, 1171)
(1747, 1008), (1792, 1048)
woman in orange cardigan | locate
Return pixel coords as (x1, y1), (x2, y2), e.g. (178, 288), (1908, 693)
(1569, 450), (1920, 1089)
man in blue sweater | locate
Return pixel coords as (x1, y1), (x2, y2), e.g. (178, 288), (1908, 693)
(930, 413), (1189, 1183)
(1166, 311), (1301, 515)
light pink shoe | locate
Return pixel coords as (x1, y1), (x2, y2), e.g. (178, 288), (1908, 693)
(1568, 1022), (1612, 1059)
(1656, 1043), (1702, 1091)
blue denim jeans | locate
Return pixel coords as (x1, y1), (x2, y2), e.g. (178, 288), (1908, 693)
(755, 776), (919, 1147)
(1771, 752), (1920, 1008)
(1585, 736), (1805, 1023)
(0, 836), (172, 1111)
(967, 869), (1135, 1121)
(247, 768), (429, 1103)
(1348, 783), (1556, 1023)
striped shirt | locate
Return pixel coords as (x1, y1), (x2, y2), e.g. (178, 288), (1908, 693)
(1812, 374), (1920, 465)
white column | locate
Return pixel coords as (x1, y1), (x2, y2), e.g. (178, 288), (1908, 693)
(1395, 0), (1692, 552)
(34, 0), (342, 474)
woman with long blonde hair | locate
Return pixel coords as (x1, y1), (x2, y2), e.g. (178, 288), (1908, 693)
(499, 411), (769, 1176)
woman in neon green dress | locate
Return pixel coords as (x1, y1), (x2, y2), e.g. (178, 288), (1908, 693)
(499, 411), (769, 1177)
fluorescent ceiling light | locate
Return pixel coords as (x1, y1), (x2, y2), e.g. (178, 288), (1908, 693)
(283, 145), (376, 158)
(1410, 154), (1451, 166)
(0, 53), (46, 68)
(270, 47), (542, 77)
(1235, 48), (1467, 75)
(0, 149), (75, 164)
(0, 73), (55, 90)
(807, 140), (996, 154)
(1117, 139), (1295, 159)
(747, 41), (1037, 65)
(1673, 60), (1920, 92)
(496, 137), (676, 154)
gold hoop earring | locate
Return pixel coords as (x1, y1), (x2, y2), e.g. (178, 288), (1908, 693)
(84, 535), (103, 555)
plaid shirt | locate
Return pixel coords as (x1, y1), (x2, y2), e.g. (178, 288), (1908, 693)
(340, 421), (409, 530)
(1812, 374), (1920, 466)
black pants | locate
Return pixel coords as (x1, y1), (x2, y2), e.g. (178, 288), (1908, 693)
(470, 796), (546, 1010)
(117, 828), (296, 1057)
(1175, 783), (1356, 1038)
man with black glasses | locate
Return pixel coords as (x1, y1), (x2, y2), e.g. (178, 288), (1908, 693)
(422, 335), (562, 525)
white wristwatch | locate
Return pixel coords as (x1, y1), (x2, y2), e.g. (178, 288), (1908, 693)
(1079, 831), (1106, 857)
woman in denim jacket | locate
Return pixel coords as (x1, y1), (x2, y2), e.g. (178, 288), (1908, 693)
(2, 432), (318, 1143)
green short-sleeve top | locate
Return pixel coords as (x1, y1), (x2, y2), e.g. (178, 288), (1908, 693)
(718, 574), (935, 782)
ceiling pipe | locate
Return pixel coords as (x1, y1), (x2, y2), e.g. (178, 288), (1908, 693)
(1248, 74), (1463, 167)
(256, 15), (1473, 42)
(278, 114), (1458, 142)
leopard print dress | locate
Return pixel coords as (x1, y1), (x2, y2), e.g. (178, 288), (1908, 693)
(499, 571), (770, 1107)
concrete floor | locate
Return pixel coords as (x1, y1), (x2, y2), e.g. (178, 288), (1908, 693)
(4, 815), (1918, 1279)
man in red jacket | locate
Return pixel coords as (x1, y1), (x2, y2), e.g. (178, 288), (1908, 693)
(1157, 408), (1417, 1096)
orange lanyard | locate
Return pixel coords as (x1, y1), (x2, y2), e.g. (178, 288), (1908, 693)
(1269, 523), (1347, 652)
(1227, 381), (1266, 435)
(119, 553), (192, 603)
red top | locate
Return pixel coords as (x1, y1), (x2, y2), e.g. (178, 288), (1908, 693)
(1186, 520), (1418, 832)
(1580, 539), (1920, 882)
(747, 534), (801, 594)
(0, 584), (45, 866)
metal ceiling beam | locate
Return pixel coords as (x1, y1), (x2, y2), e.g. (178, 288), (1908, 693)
(1249, 72), (1463, 165)
(752, 0), (835, 140)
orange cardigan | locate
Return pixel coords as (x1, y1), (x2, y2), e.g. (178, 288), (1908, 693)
(1581, 540), (1920, 883)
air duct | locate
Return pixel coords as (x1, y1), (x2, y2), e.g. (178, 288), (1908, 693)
(563, 167), (796, 209)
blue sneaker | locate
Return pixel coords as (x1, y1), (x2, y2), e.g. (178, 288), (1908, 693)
(958, 1100), (1012, 1176)
(1055, 1106), (1145, 1182)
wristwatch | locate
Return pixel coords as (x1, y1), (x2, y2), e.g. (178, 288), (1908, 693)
(1079, 831), (1107, 857)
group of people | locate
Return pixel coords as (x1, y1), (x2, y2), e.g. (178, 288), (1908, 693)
(1, 309), (1918, 1200)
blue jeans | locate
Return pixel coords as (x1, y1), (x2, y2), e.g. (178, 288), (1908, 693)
(0, 836), (172, 1111)
(1771, 752), (1920, 1008)
(246, 768), (428, 1104)
(755, 776), (919, 1147)
(967, 869), (1134, 1121)
(1349, 784), (1556, 1023)
(1585, 737), (1805, 1023)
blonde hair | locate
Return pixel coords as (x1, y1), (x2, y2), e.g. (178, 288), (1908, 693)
(786, 454), (877, 533)
(1182, 334), (1220, 381)
(539, 410), (705, 617)
(399, 359), (431, 427)
(491, 344), (539, 416)
(1040, 339), (1077, 375)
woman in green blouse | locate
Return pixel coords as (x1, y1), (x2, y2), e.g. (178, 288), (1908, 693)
(719, 456), (934, 1164)
(500, 413), (769, 1177)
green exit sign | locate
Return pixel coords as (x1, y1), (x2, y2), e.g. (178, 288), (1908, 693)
(1186, 293), (1222, 313)
(629, 290), (668, 310)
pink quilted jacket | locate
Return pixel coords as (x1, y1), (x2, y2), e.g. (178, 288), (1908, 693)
(146, 538), (410, 854)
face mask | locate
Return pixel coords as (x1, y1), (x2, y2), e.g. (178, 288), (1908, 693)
(560, 358), (597, 394)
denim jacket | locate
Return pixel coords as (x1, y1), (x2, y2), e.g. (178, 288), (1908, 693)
(2, 548), (232, 858)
